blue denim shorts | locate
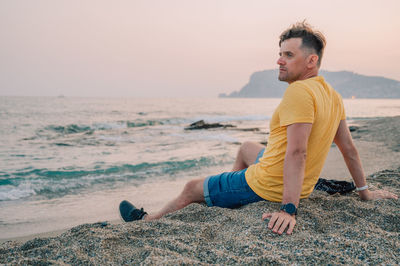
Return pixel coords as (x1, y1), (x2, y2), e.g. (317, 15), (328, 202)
(203, 148), (265, 208)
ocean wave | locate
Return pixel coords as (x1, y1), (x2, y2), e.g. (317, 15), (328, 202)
(35, 115), (269, 138)
(44, 124), (94, 135)
(125, 118), (191, 128)
(38, 119), (186, 135)
(0, 157), (218, 201)
(0, 184), (36, 201)
(92, 122), (127, 130)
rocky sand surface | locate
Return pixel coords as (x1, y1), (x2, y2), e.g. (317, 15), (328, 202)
(1, 117), (399, 265)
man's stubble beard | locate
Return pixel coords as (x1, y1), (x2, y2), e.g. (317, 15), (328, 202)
(278, 72), (289, 82)
(279, 71), (302, 83)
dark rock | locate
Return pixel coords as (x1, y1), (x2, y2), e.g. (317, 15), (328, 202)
(101, 221), (108, 227)
(185, 120), (236, 130)
(349, 126), (359, 132)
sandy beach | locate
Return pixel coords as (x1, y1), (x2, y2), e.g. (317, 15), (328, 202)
(1, 116), (399, 265)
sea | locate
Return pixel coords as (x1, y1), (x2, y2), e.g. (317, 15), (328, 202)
(1, 96), (400, 239)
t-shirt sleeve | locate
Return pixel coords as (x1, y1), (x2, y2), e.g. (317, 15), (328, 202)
(279, 82), (315, 126)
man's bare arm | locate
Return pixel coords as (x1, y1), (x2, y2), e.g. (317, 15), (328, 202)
(333, 120), (398, 200)
(282, 123), (312, 205)
(262, 123), (312, 235)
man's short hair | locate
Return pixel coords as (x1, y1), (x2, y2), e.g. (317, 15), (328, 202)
(279, 21), (326, 67)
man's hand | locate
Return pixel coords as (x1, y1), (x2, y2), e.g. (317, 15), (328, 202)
(262, 211), (296, 235)
(359, 189), (398, 201)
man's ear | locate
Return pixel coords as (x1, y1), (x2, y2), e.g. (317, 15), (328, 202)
(307, 54), (319, 68)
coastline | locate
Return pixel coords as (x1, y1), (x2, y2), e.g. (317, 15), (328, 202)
(1, 116), (399, 264)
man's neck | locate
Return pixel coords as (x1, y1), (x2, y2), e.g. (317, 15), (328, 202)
(302, 67), (319, 79)
(288, 69), (319, 84)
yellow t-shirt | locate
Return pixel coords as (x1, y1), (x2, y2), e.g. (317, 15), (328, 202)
(245, 76), (346, 202)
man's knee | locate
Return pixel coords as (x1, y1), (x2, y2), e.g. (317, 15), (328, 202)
(181, 178), (205, 203)
(239, 141), (256, 153)
(238, 141), (264, 164)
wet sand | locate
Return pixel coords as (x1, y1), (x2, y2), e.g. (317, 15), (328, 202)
(1, 116), (399, 264)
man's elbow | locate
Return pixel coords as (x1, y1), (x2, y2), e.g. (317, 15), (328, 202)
(287, 148), (307, 161)
(338, 141), (358, 157)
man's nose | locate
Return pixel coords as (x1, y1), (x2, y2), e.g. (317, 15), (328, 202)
(277, 57), (285, 65)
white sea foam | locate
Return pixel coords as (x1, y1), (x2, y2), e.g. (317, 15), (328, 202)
(92, 122), (127, 130)
(0, 184), (36, 201)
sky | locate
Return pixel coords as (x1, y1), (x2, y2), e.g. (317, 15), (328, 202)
(0, 0), (399, 98)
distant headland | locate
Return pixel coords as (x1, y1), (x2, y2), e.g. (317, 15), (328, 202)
(219, 70), (400, 98)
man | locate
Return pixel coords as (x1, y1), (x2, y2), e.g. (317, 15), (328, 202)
(119, 22), (398, 235)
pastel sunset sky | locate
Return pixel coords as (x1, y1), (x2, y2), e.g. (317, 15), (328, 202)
(1, 0), (399, 97)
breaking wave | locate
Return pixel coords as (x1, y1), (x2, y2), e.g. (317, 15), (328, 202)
(0, 156), (220, 201)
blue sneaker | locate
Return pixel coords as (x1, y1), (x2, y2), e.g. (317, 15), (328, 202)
(119, 200), (147, 222)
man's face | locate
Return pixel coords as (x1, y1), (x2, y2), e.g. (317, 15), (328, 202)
(277, 38), (309, 83)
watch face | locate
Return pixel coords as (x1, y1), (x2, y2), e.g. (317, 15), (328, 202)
(285, 203), (296, 214)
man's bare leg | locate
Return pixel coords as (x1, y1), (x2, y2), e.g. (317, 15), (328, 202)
(131, 142), (263, 221)
(232, 141), (265, 171)
(144, 177), (206, 221)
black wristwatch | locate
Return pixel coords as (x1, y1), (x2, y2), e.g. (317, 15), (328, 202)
(280, 203), (297, 215)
